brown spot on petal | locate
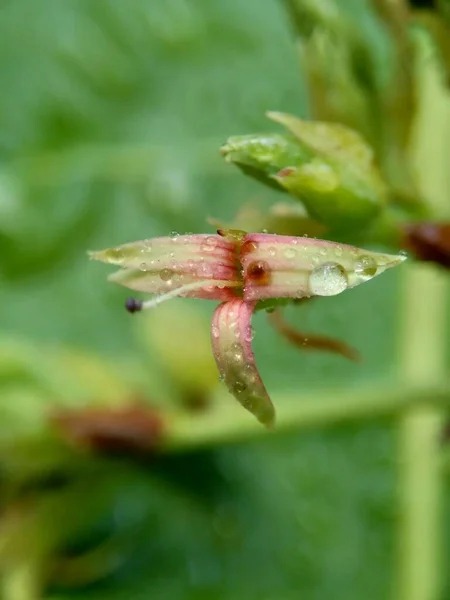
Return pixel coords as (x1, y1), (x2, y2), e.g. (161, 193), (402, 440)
(240, 240), (259, 256)
(402, 222), (450, 269)
(246, 260), (271, 286)
(52, 403), (164, 457)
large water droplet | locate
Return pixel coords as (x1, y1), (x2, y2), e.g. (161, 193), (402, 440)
(355, 255), (377, 279)
(309, 262), (348, 296)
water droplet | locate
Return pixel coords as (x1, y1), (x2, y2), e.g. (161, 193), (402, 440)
(309, 262), (348, 296)
(170, 232), (179, 241)
(198, 263), (213, 278)
(284, 247), (296, 259)
(201, 236), (217, 252)
(243, 364), (257, 383)
(234, 381), (247, 394)
(211, 325), (220, 338)
(268, 246), (277, 257)
(334, 246), (343, 257)
(319, 247), (327, 256)
(261, 228), (268, 234)
(160, 268), (173, 282)
(140, 262), (148, 271)
(229, 342), (243, 362)
(355, 255), (377, 278)
(244, 325), (254, 342)
(106, 247), (124, 263)
(399, 249), (408, 258)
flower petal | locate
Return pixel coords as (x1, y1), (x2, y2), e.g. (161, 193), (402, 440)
(211, 299), (275, 427)
(90, 234), (240, 300)
(241, 233), (406, 302)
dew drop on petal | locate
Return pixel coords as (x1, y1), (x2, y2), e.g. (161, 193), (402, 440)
(211, 325), (220, 338)
(201, 236), (217, 252)
(229, 342), (243, 362)
(233, 381), (247, 394)
(140, 262), (147, 271)
(198, 263), (214, 277)
(334, 246), (343, 258)
(319, 247), (328, 256)
(284, 247), (296, 259)
(244, 325), (254, 342)
(160, 268), (174, 282)
(268, 246), (277, 257)
(309, 262), (348, 296)
(106, 247), (124, 264)
(355, 255), (377, 279)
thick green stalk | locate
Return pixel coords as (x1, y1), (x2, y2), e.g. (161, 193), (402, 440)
(163, 383), (450, 453)
(395, 29), (450, 600)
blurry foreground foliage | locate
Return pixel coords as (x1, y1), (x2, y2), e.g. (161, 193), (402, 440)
(0, 1), (450, 599)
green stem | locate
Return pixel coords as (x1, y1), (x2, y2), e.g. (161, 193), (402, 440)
(396, 265), (447, 600)
(162, 382), (450, 453)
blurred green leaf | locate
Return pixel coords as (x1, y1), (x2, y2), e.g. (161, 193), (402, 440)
(0, 1), (448, 599)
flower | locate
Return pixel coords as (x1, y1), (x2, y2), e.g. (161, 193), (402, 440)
(90, 231), (406, 426)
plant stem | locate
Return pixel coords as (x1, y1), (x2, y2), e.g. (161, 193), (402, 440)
(163, 382), (450, 453)
(396, 264), (447, 600)
(396, 29), (450, 600)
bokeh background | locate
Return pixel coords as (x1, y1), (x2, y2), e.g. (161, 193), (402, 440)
(0, 1), (449, 599)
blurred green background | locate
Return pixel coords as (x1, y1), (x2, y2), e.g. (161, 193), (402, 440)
(0, 1), (449, 599)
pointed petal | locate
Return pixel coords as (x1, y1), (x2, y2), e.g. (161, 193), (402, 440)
(266, 112), (374, 166)
(211, 299), (275, 427)
(241, 233), (406, 302)
(90, 234), (240, 301)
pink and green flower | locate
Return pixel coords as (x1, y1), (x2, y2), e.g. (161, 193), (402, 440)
(90, 231), (406, 426)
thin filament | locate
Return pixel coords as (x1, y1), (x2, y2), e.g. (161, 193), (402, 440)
(140, 280), (241, 310)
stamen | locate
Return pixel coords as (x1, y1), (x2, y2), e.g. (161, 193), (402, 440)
(138, 280), (241, 311)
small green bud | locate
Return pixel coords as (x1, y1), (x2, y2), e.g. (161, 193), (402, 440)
(220, 132), (312, 192)
(221, 112), (388, 230)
